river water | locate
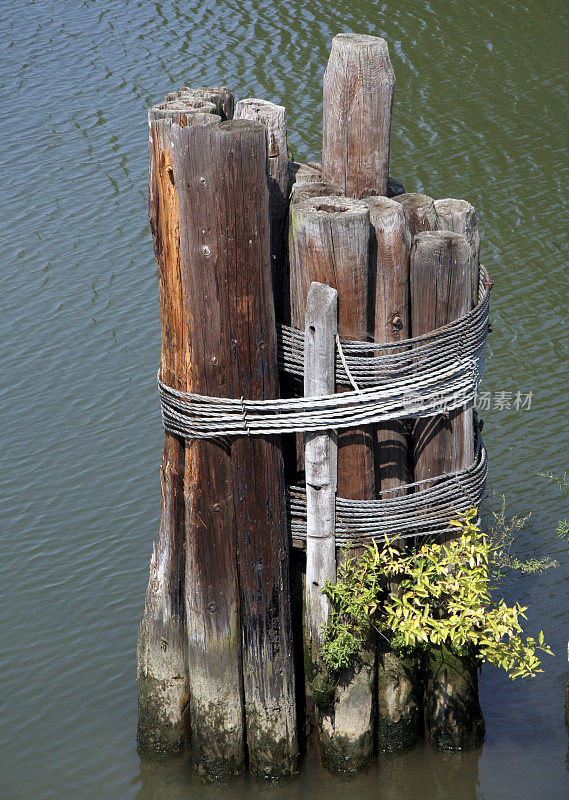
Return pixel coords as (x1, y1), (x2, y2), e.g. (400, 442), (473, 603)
(1, 1), (568, 798)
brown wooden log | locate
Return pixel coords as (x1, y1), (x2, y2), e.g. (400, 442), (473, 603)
(434, 198), (480, 301)
(322, 33), (395, 198)
(286, 180), (344, 486)
(234, 99), (290, 323)
(172, 119), (298, 779)
(169, 119), (244, 778)
(137, 104), (221, 757)
(411, 231), (476, 479)
(394, 192), (438, 237)
(363, 197), (421, 755)
(364, 196), (412, 495)
(410, 230), (484, 750)
(288, 195), (375, 772)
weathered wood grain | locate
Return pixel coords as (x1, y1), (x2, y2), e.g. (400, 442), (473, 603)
(411, 230), (476, 479)
(322, 33), (395, 198)
(394, 192), (438, 237)
(173, 119), (298, 779)
(364, 196), (412, 495)
(171, 119), (244, 778)
(166, 86), (235, 120)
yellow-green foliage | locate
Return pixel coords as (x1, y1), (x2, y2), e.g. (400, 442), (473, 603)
(322, 509), (552, 680)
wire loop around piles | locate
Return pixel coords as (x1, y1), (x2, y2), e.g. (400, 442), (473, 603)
(158, 266), (491, 439)
(288, 439), (488, 545)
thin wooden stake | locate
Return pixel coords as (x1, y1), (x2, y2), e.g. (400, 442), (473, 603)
(322, 33), (395, 197)
(304, 282), (338, 656)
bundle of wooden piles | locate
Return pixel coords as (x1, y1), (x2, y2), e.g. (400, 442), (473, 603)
(137, 33), (484, 780)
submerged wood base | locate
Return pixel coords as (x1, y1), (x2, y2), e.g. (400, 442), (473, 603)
(377, 647), (421, 756)
(317, 645), (375, 774)
(137, 601), (188, 756)
(425, 646), (485, 751)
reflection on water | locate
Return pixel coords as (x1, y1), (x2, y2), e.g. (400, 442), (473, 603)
(1, 0), (569, 798)
(134, 747), (482, 800)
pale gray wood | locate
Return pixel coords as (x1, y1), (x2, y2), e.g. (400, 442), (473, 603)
(234, 98), (289, 207)
(197, 86), (235, 119)
(304, 282), (338, 656)
(166, 86), (235, 120)
(322, 33), (395, 198)
(394, 192), (438, 237)
(151, 98), (217, 118)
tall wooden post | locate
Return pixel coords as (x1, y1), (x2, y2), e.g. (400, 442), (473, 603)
(173, 119), (298, 779)
(289, 195), (375, 772)
(410, 230), (484, 750)
(322, 33), (395, 197)
(170, 120), (245, 778)
(137, 103), (219, 757)
(234, 99), (290, 322)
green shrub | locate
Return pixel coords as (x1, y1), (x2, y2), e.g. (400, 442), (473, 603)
(322, 509), (552, 680)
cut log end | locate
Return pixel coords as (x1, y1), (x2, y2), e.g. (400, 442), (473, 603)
(394, 192), (438, 236)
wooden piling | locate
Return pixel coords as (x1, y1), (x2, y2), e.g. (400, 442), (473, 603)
(394, 193), (438, 237)
(410, 230), (484, 750)
(363, 196), (422, 754)
(137, 102), (220, 757)
(434, 198), (480, 301)
(322, 33), (395, 197)
(170, 119), (245, 778)
(364, 196), (412, 494)
(234, 99), (290, 321)
(173, 119), (298, 779)
(166, 86), (235, 120)
(288, 196), (375, 772)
